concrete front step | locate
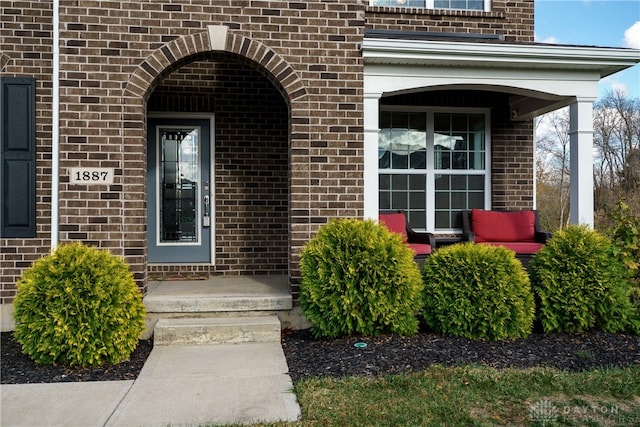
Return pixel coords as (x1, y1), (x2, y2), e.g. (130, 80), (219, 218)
(144, 276), (293, 313)
(154, 315), (282, 345)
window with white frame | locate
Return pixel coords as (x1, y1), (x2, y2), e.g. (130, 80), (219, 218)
(371, 0), (489, 11)
(378, 109), (490, 232)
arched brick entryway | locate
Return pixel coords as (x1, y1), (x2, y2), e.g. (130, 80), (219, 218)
(121, 28), (310, 292)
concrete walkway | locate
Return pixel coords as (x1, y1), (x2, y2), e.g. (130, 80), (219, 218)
(1, 343), (301, 427)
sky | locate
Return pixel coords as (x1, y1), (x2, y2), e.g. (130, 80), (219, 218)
(535, 0), (640, 100)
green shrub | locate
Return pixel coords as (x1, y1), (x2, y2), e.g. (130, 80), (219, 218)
(609, 200), (640, 308)
(13, 243), (147, 366)
(421, 243), (534, 340)
(530, 225), (639, 334)
(299, 218), (424, 338)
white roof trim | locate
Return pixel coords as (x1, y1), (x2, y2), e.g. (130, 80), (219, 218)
(362, 38), (640, 78)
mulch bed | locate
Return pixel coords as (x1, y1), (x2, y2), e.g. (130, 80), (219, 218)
(2, 330), (640, 384)
(281, 329), (640, 382)
(1, 332), (153, 384)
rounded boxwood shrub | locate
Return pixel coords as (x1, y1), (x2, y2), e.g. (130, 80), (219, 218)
(530, 225), (639, 334)
(13, 243), (147, 366)
(422, 243), (534, 340)
(299, 218), (424, 338)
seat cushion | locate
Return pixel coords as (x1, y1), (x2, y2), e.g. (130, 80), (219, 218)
(379, 212), (408, 243)
(471, 209), (536, 243)
(407, 243), (432, 256)
(481, 241), (543, 254)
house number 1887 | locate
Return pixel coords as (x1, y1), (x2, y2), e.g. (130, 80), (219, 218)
(76, 170), (107, 181)
(69, 167), (115, 185)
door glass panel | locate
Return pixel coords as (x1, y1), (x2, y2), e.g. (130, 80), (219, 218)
(159, 128), (199, 243)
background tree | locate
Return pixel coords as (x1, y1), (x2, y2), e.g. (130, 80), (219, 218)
(535, 90), (640, 232)
(593, 90), (640, 229)
(535, 108), (571, 231)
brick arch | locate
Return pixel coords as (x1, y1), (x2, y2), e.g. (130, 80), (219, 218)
(120, 29), (310, 287)
(123, 29), (307, 103)
(224, 32), (308, 103)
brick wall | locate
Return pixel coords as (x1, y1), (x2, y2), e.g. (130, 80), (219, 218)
(1, 0), (367, 301)
(1, 0), (536, 303)
(365, 0), (534, 42)
(491, 113), (535, 210)
(0, 1), (53, 304)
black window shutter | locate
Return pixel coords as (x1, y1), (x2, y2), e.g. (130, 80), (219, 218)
(1, 77), (37, 238)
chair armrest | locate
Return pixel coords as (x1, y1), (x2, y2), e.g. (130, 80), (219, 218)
(534, 230), (552, 244)
(532, 210), (552, 243)
(407, 229), (436, 249)
(461, 210), (475, 242)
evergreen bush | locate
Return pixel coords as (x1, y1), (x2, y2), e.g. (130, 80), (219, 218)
(421, 243), (534, 340)
(609, 200), (640, 308)
(530, 225), (639, 334)
(13, 243), (147, 366)
(299, 218), (424, 338)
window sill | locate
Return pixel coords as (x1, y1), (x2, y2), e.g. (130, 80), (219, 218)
(365, 5), (505, 19)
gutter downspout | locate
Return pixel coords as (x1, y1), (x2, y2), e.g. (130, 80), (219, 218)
(51, 0), (59, 249)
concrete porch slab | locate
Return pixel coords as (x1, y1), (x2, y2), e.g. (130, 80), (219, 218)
(143, 274), (292, 313)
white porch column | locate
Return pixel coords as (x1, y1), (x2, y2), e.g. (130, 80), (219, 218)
(363, 92), (382, 220)
(569, 98), (596, 226)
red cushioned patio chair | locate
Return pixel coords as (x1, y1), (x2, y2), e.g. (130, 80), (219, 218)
(461, 209), (552, 268)
(379, 210), (436, 267)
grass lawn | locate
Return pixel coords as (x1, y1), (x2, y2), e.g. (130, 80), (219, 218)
(248, 365), (640, 427)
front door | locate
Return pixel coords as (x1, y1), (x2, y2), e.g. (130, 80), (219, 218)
(147, 118), (212, 263)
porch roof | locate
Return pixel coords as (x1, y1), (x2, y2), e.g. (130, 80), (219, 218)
(362, 36), (640, 121)
(362, 35), (640, 78)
